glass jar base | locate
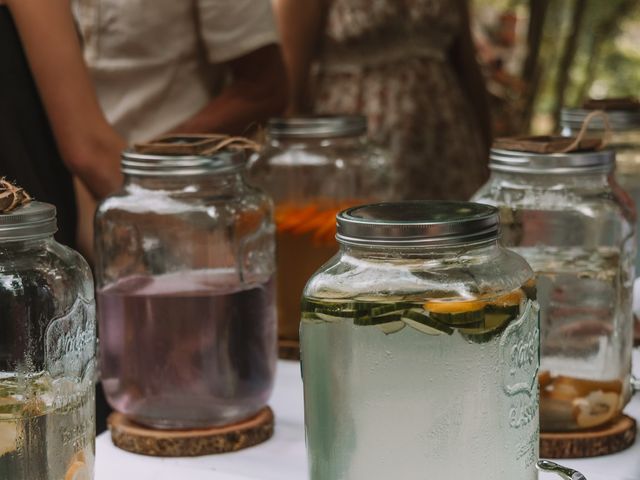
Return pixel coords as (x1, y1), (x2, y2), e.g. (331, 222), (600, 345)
(123, 406), (266, 431)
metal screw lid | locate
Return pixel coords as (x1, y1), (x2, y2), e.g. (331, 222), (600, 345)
(0, 202), (57, 241)
(267, 115), (367, 139)
(336, 201), (500, 247)
(561, 108), (640, 131)
(490, 148), (615, 174)
(121, 150), (246, 176)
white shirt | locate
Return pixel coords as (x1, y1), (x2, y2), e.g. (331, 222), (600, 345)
(73, 0), (279, 142)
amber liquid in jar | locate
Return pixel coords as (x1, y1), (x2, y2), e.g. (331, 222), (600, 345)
(275, 201), (359, 345)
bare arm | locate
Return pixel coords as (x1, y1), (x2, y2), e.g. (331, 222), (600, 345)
(449, 0), (492, 153)
(6, 0), (125, 199)
(169, 44), (288, 136)
(272, 0), (327, 114)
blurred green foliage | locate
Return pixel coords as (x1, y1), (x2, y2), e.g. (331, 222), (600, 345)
(473, 0), (640, 133)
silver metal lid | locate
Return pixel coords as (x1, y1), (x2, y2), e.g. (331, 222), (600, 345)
(336, 201), (500, 247)
(490, 148), (615, 174)
(267, 115), (367, 139)
(0, 202), (57, 241)
(561, 108), (640, 131)
(121, 150), (246, 176)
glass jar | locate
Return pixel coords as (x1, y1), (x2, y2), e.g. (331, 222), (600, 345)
(561, 107), (640, 272)
(0, 202), (96, 479)
(301, 201), (541, 479)
(248, 115), (392, 355)
(95, 149), (276, 429)
(473, 147), (635, 432)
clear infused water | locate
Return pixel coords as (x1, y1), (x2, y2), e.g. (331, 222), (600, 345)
(98, 270), (276, 429)
(0, 373), (95, 480)
(513, 246), (633, 431)
(516, 247), (630, 377)
(301, 290), (539, 480)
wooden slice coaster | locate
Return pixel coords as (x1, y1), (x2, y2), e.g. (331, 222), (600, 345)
(540, 414), (636, 458)
(108, 406), (274, 457)
(279, 338), (300, 361)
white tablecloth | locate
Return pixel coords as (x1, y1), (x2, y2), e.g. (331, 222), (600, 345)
(97, 352), (640, 480)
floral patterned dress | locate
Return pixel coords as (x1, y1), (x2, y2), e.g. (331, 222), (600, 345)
(314, 0), (487, 200)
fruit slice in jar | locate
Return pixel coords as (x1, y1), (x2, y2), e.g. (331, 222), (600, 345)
(401, 309), (454, 335)
(540, 397), (576, 432)
(65, 460), (90, 480)
(572, 391), (620, 429)
(353, 303), (411, 334)
(547, 376), (623, 401)
(539, 370), (553, 390)
(423, 298), (485, 327)
(0, 416), (19, 457)
(541, 375), (623, 430)
(464, 291), (524, 336)
(378, 320), (406, 335)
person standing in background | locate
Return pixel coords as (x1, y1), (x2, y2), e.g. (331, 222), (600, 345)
(73, 0), (287, 143)
(0, 0), (124, 247)
(273, 0), (491, 200)
(71, 0), (287, 277)
(1, 0), (125, 435)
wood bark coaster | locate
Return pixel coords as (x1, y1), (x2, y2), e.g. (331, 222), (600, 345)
(278, 338), (300, 361)
(540, 414), (636, 458)
(108, 407), (274, 457)
(493, 135), (602, 154)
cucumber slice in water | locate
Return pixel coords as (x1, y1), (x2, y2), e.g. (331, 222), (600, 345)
(369, 303), (413, 317)
(378, 321), (406, 335)
(401, 310), (454, 335)
(316, 312), (357, 322)
(460, 306), (518, 343)
(354, 313), (403, 326)
(429, 310), (485, 327)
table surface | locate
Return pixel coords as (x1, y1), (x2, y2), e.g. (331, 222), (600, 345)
(96, 353), (640, 480)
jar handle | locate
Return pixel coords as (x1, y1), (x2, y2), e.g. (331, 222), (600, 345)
(537, 460), (587, 479)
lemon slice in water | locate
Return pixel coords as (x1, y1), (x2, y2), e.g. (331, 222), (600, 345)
(65, 460), (90, 480)
(0, 418), (18, 457)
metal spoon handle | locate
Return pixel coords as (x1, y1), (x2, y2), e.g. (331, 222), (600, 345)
(537, 460), (587, 480)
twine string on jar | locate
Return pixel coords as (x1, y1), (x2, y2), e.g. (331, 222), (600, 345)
(200, 136), (262, 155)
(135, 133), (261, 156)
(0, 179), (31, 213)
(560, 109), (611, 153)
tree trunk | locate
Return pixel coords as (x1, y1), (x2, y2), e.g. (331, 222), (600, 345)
(551, 0), (588, 131)
(521, 0), (550, 130)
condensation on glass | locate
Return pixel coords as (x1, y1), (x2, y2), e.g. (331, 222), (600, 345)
(561, 107), (640, 272)
(301, 201), (541, 479)
(248, 116), (392, 355)
(0, 202), (96, 479)
(473, 147), (635, 432)
(95, 149), (277, 429)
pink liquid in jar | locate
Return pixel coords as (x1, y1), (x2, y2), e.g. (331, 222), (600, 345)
(98, 270), (276, 429)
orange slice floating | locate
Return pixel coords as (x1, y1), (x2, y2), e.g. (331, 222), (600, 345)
(539, 370), (553, 390)
(65, 460), (90, 480)
(423, 299), (486, 314)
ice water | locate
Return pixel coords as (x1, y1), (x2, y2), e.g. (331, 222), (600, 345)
(514, 246), (633, 430)
(0, 373), (95, 479)
(301, 290), (539, 480)
(98, 270), (276, 429)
